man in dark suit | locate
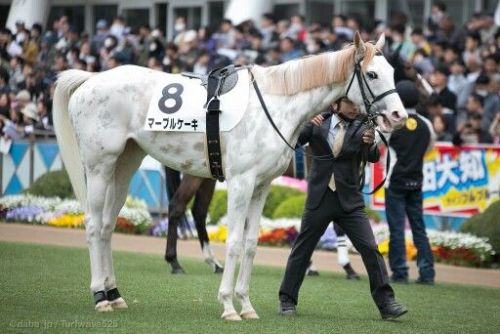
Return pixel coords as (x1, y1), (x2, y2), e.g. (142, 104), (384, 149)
(278, 98), (407, 320)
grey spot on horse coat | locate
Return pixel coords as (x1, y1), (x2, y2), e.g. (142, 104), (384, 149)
(97, 95), (110, 105)
(98, 110), (113, 129)
(181, 160), (193, 170)
(193, 142), (204, 152)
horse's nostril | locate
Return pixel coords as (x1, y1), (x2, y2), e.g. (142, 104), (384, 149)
(391, 111), (403, 121)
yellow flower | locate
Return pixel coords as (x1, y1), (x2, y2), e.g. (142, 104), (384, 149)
(209, 225), (228, 243)
(48, 214), (85, 228)
(406, 240), (417, 261)
(378, 239), (417, 261)
(378, 239), (389, 255)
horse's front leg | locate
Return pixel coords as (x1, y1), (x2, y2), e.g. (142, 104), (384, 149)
(218, 173), (255, 321)
(235, 183), (270, 320)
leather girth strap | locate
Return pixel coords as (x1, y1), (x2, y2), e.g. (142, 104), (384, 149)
(206, 97), (224, 182)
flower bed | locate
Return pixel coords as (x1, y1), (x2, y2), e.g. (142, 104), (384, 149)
(1, 194), (495, 267)
(374, 224), (495, 268)
(207, 216), (495, 268)
(0, 194), (153, 234)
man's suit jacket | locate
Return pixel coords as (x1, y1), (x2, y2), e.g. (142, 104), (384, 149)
(298, 113), (380, 212)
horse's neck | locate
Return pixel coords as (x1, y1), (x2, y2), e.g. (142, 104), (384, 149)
(258, 83), (345, 144)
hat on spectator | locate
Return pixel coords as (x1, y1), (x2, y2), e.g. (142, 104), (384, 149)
(110, 51), (128, 64)
(96, 19), (108, 30)
(41, 31), (55, 45)
(396, 80), (419, 108)
(16, 90), (31, 102)
(20, 103), (39, 121)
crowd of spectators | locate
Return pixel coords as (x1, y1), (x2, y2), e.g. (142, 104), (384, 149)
(0, 2), (498, 149)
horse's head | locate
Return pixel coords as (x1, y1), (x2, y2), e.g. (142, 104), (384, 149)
(345, 32), (407, 133)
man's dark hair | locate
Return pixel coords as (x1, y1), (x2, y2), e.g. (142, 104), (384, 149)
(262, 13), (276, 24)
(282, 36), (295, 45)
(434, 2), (447, 12)
(428, 93), (442, 107)
(466, 31), (481, 43)
(31, 23), (43, 34)
(391, 24), (406, 35)
(470, 93), (485, 107)
(411, 27), (424, 36)
(484, 54), (499, 64)
(475, 74), (490, 85)
(0, 27), (12, 36)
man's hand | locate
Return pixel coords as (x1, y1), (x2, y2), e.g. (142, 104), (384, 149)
(310, 114), (324, 126)
(362, 128), (375, 145)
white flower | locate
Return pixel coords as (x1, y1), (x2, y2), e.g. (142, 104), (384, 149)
(55, 200), (83, 215)
(0, 194), (62, 210)
(125, 196), (148, 210)
(118, 207), (153, 226)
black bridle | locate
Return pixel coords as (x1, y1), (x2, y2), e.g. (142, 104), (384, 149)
(344, 58), (398, 128)
(251, 57), (398, 193)
(344, 58), (399, 194)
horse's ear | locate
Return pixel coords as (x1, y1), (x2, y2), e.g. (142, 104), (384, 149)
(375, 33), (386, 51)
(354, 31), (366, 60)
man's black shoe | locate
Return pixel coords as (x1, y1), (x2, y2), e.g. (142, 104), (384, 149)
(416, 277), (435, 285)
(390, 276), (409, 284)
(380, 301), (408, 320)
(343, 263), (360, 280)
(278, 301), (297, 316)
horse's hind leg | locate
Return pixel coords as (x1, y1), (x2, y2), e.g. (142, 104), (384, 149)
(235, 183), (270, 320)
(100, 140), (145, 309)
(165, 174), (203, 274)
(85, 160), (116, 312)
(192, 178), (223, 273)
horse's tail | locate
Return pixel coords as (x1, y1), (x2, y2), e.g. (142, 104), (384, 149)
(53, 69), (94, 211)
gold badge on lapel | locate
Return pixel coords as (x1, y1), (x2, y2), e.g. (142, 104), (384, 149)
(406, 117), (417, 131)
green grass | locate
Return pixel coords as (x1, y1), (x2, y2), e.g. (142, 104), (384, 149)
(1, 242), (499, 334)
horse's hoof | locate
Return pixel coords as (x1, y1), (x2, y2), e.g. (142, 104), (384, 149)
(110, 297), (128, 309)
(171, 267), (186, 274)
(95, 300), (113, 312)
(306, 269), (320, 276)
(240, 310), (260, 320)
(221, 311), (242, 321)
(214, 265), (224, 274)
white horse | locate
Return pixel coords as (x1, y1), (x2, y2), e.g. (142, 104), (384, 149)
(53, 32), (406, 320)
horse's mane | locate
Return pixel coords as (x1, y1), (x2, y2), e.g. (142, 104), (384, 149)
(257, 42), (378, 95)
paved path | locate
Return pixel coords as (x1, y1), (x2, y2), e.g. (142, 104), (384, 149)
(1, 223), (499, 288)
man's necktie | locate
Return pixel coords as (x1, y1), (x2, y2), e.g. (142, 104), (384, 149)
(328, 121), (345, 191)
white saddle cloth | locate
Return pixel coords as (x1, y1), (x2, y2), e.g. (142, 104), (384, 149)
(144, 69), (250, 133)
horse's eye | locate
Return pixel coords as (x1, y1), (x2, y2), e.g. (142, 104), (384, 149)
(367, 71), (378, 80)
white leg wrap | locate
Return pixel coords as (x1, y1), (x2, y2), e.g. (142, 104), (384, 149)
(337, 235), (350, 267)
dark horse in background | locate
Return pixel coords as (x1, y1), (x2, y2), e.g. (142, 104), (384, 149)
(163, 161), (299, 274)
(164, 166), (222, 274)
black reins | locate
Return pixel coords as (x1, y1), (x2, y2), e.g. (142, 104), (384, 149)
(250, 57), (397, 193)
